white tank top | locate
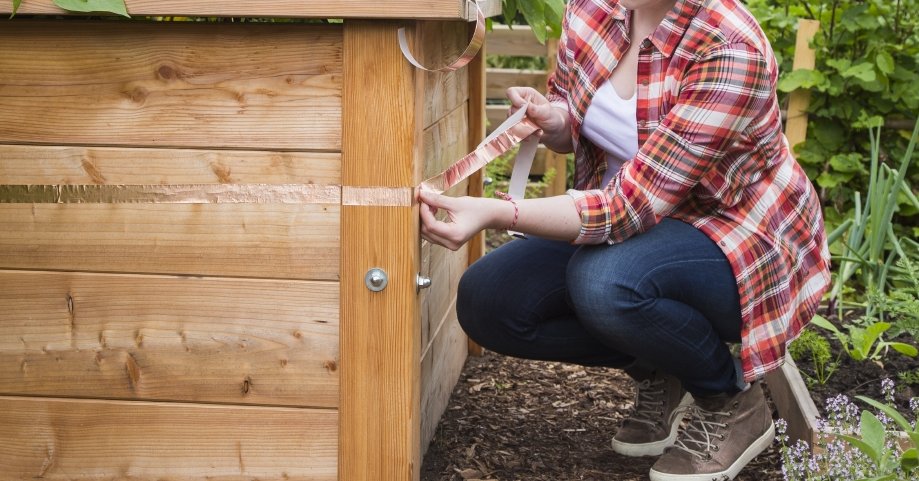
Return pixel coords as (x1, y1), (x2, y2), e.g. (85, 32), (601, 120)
(580, 80), (639, 187)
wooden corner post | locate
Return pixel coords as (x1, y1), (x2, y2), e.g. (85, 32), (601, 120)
(784, 19), (820, 150)
(341, 21), (423, 481)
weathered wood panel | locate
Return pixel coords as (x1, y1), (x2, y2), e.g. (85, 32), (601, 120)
(420, 300), (466, 456)
(485, 24), (545, 56)
(0, 21), (342, 151)
(486, 68), (547, 100)
(0, 203), (340, 280)
(423, 104), (470, 180)
(0, 145), (341, 185)
(0, 396), (338, 481)
(341, 21), (422, 481)
(2, 0), (503, 20)
(420, 240), (469, 352)
(420, 21), (471, 129)
(0, 270), (339, 408)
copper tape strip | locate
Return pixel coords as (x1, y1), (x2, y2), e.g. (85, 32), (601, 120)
(2, 109), (540, 209)
(397, 0), (485, 73)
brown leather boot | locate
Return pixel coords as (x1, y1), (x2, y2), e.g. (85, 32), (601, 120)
(611, 372), (693, 457)
(648, 382), (775, 481)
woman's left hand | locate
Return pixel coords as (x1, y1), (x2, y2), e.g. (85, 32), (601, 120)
(419, 189), (508, 251)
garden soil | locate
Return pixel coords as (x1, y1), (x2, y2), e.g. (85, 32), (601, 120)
(420, 350), (784, 481)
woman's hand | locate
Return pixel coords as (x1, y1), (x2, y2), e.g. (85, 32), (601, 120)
(419, 189), (510, 251)
(506, 87), (573, 153)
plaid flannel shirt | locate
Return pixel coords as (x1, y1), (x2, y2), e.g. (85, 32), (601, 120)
(548, 0), (831, 381)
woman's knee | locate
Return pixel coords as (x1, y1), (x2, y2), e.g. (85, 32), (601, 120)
(566, 245), (648, 334)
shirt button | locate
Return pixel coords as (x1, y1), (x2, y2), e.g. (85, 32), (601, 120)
(640, 79), (649, 87)
(720, 241), (727, 247)
(641, 39), (652, 49)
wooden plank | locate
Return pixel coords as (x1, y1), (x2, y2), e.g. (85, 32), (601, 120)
(420, 299), (467, 456)
(0, 396), (337, 481)
(764, 354), (819, 446)
(486, 68), (547, 99)
(0, 270), (339, 408)
(784, 19), (820, 150)
(423, 105), (470, 179)
(0, 145), (341, 185)
(466, 38), (487, 356)
(420, 21), (471, 129)
(0, 21), (342, 151)
(0, 203), (340, 280)
(2, 0), (489, 19)
(485, 25), (544, 57)
(542, 36), (567, 196)
(341, 21), (422, 481)
(420, 240), (469, 351)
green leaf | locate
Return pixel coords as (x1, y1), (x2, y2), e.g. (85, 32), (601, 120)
(829, 153), (867, 174)
(842, 62), (877, 82)
(10, 0), (21, 18)
(52, 0), (129, 17)
(838, 431), (881, 464)
(857, 395), (914, 432)
(861, 410), (887, 461)
(777, 68), (826, 92)
(891, 342), (919, 357)
(817, 171), (854, 189)
(517, 0), (547, 44)
(876, 51), (895, 75)
(503, 0), (518, 23)
(900, 448), (919, 473)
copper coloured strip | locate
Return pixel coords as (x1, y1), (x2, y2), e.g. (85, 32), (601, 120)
(0, 184), (341, 204)
(397, 0), (485, 73)
(342, 186), (414, 207)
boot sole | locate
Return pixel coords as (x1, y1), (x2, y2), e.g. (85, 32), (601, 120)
(610, 393), (694, 457)
(648, 420), (776, 481)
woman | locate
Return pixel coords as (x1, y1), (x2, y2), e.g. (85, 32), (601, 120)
(419, 0), (830, 479)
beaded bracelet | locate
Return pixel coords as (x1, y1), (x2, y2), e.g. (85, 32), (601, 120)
(494, 190), (520, 230)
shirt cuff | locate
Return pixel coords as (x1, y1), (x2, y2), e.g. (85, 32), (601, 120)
(566, 188), (612, 245)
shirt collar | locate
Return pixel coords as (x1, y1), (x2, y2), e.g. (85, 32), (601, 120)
(650, 0), (703, 57)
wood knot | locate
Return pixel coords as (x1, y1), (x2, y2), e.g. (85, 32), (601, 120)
(323, 360), (337, 372)
(125, 86), (148, 104)
(241, 376), (252, 394)
(156, 64), (184, 81)
(292, 330), (303, 340)
(279, 359), (288, 368)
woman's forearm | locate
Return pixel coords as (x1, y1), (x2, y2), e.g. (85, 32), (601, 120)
(490, 194), (582, 241)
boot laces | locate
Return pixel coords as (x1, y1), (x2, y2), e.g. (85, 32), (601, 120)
(627, 378), (667, 427)
(670, 404), (730, 460)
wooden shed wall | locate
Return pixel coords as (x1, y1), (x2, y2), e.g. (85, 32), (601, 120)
(0, 15), (475, 481)
(0, 20), (343, 480)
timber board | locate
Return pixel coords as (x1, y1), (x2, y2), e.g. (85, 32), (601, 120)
(0, 203), (340, 280)
(0, 396), (338, 481)
(0, 270), (339, 408)
(0, 21), (342, 151)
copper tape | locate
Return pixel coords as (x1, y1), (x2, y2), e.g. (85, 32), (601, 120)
(397, 0), (485, 73)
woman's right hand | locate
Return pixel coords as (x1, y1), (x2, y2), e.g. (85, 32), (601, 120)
(506, 87), (572, 153)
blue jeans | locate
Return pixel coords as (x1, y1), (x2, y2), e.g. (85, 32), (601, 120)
(457, 218), (744, 397)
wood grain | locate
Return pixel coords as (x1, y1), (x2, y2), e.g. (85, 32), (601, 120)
(0, 21), (342, 151)
(0, 270), (339, 408)
(486, 68), (547, 99)
(485, 24), (545, 56)
(420, 21), (471, 129)
(420, 240), (469, 352)
(0, 145), (341, 186)
(423, 104), (470, 179)
(466, 37), (486, 356)
(1, 0), (483, 20)
(420, 300), (466, 456)
(0, 396), (337, 481)
(0, 203), (340, 280)
(340, 21), (422, 481)
(785, 19), (820, 150)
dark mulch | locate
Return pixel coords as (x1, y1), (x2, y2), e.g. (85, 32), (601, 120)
(421, 351), (783, 481)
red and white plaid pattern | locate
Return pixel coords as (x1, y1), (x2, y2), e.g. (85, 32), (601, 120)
(548, 0), (831, 381)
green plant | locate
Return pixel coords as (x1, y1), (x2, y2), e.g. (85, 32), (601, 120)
(789, 328), (839, 385)
(10, 0), (129, 17)
(495, 0), (564, 43)
(811, 314), (918, 362)
(746, 0), (919, 237)
(827, 117), (919, 317)
(778, 381), (919, 480)
(899, 369), (919, 388)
